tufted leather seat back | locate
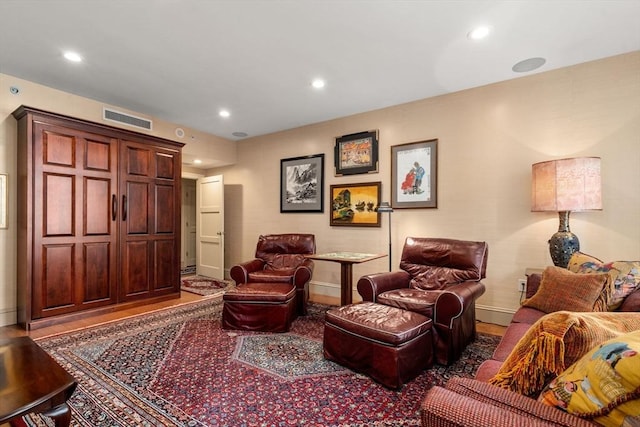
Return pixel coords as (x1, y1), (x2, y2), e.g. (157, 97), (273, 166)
(399, 237), (488, 290)
(255, 234), (316, 267)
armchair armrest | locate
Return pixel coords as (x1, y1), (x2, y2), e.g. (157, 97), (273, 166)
(434, 280), (486, 328)
(293, 259), (314, 288)
(357, 271), (411, 302)
(230, 259), (265, 284)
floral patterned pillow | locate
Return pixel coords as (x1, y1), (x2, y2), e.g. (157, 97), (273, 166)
(568, 252), (640, 310)
(538, 330), (640, 426)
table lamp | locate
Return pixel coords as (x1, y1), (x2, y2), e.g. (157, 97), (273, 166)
(531, 157), (602, 268)
(377, 202), (394, 271)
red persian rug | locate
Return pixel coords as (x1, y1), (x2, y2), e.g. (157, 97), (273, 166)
(181, 275), (232, 296)
(25, 298), (500, 426)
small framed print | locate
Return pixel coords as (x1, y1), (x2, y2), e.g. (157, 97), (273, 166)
(391, 139), (438, 209)
(330, 181), (381, 227)
(280, 154), (324, 213)
(334, 130), (379, 176)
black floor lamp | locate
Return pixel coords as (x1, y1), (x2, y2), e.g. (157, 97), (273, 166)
(377, 202), (394, 271)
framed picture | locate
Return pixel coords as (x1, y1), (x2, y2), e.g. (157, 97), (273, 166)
(280, 154), (324, 213)
(330, 181), (381, 227)
(391, 139), (438, 209)
(0, 174), (6, 229)
(334, 130), (379, 176)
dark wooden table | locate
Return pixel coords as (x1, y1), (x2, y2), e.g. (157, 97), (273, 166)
(306, 252), (386, 305)
(0, 336), (77, 426)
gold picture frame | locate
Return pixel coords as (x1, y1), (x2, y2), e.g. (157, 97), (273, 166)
(330, 181), (381, 227)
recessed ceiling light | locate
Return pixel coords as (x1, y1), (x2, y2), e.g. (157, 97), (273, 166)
(232, 131), (249, 138)
(193, 159), (202, 164)
(311, 79), (325, 89)
(63, 51), (83, 62)
(512, 57), (546, 73)
(219, 110), (231, 118)
(467, 26), (490, 40)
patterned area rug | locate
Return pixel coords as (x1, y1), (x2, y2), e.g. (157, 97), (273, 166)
(25, 299), (500, 426)
(181, 275), (232, 296)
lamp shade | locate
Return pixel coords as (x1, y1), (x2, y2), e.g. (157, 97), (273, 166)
(531, 157), (602, 212)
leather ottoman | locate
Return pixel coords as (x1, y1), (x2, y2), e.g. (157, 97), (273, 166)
(222, 282), (296, 332)
(323, 302), (433, 389)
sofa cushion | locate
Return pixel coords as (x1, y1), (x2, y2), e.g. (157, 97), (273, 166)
(511, 306), (547, 325)
(538, 330), (640, 426)
(569, 252), (640, 311)
(489, 311), (640, 397)
(475, 359), (504, 383)
(492, 322), (533, 362)
(522, 266), (608, 314)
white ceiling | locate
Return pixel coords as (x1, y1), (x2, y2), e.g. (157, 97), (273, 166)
(1, 0), (639, 143)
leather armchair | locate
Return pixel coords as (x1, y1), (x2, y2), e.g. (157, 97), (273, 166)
(357, 237), (488, 365)
(230, 234), (316, 315)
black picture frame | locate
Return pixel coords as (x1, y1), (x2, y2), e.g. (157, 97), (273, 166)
(391, 139), (438, 209)
(280, 154), (324, 213)
(329, 181), (381, 227)
(334, 130), (379, 176)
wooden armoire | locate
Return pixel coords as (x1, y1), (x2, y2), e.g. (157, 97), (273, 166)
(13, 106), (184, 330)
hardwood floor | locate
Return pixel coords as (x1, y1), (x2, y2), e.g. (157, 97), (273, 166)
(0, 291), (506, 340)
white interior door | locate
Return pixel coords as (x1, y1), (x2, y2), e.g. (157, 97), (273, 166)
(196, 175), (224, 279)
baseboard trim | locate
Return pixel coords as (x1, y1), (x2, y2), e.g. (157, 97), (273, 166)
(309, 281), (362, 303)
(0, 307), (17, 327)
(476, 304), (516, 327)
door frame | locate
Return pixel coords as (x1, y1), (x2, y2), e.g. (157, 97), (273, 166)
(181, 172), (204, 275)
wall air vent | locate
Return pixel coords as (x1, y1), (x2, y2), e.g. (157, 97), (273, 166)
(103, 108), (153, 131)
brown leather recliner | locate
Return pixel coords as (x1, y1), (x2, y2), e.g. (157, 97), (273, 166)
(357, 237), (488, 365)
(230, 234), (316, 315)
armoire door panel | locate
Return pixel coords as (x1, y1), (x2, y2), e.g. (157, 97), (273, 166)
(84, 177), (112, 235)
(85, 139), (113, 171)
(156, 152), (175, 179)
(42, 244), (75, 310)
(122, 241), (150, 296)
(84, 242), (112, 302)
(43, 173), (75, 237)
(154, 239), (176, 291)
(126, 182), (150, 234)
(155, 184), (174, 233)
(125, 145), (151, 176)
(43, 130), (75, 167)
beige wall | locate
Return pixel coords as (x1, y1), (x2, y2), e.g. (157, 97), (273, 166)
(1, 52), (638, 327)
(0, 74), (236, 326)
(212, 52), (640, 325)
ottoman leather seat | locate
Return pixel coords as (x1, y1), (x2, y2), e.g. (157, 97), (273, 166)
(323, 302), (433, 389)
(222, 282), (296, 332)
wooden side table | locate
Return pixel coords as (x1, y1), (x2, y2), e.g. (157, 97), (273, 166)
(306, 252), (386, 305)
(0, 337), (77, 426)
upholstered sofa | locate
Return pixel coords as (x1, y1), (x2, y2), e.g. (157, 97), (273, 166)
(420, 253), (640, 426)
(357, 237), (488, 365)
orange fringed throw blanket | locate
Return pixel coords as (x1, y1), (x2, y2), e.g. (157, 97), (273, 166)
(489, 311), (640, 397)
